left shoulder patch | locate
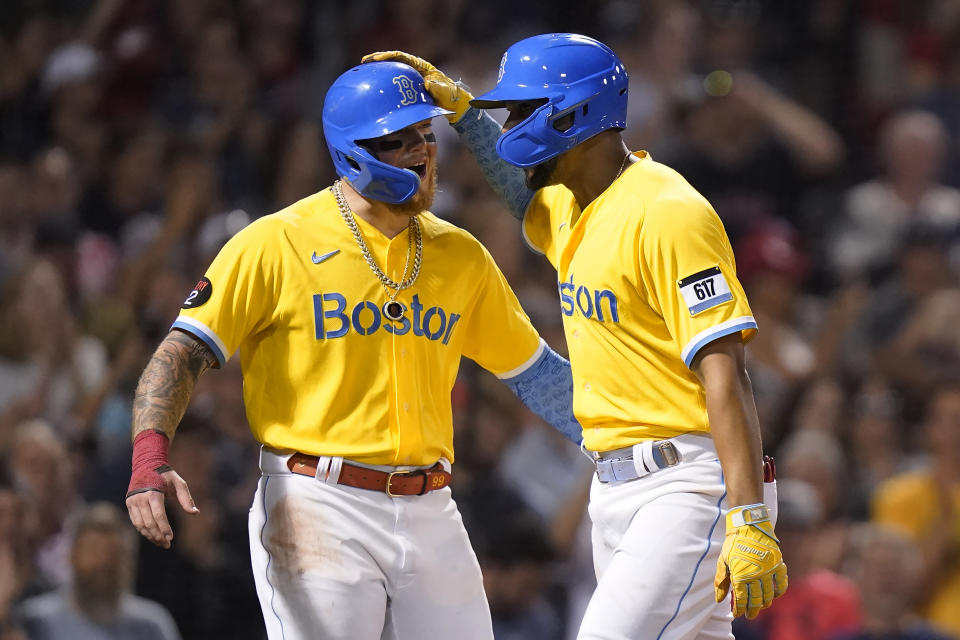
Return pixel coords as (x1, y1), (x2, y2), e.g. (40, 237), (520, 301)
(677, 266), (733, 316)
(182, 277), (213, 309)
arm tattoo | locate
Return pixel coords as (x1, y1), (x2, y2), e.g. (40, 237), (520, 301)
(132, 331), (217, 440)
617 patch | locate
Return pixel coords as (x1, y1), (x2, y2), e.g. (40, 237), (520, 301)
(677, 267), (732, 316)
(182, 277), (212, 309)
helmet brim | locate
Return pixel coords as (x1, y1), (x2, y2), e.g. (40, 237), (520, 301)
(470, 85), (553, 110)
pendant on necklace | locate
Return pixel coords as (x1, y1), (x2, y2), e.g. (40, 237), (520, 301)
(383, 300), (406, 321)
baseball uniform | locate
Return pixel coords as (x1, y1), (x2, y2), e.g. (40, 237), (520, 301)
(522, 151), (765, 640)
(173, 187), (546, 639)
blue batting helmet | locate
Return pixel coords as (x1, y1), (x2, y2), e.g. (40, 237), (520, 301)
(470, 33), (628, 168)
(322, 61), (452, 203)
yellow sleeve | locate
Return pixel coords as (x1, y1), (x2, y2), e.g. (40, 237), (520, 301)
(458, 244), (542, 376)
(522, 185), (577, 268)
(638, 192), (757, 369)
(173, 218), (280, 365)
(522, 190), (554, 261)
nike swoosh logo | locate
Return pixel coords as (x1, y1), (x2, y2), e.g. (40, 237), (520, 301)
(558, 222), (567, 231)
(312, 249), (340, 264)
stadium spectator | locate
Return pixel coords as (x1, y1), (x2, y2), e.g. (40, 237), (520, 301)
(831, 524), (955, 640)
(777, 427), (853, 572)
(872, 383), (960, 638)
(828, 110), (960, 285)
(16, 502), (181, 640)
(6, 420), (86, 586)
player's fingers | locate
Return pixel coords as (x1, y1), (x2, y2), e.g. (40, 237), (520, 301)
(773, 563), (789, 597)
(731, 581), (749, 618)
(759, 571), (775, 608)
(744, 580), (764, 620)
(170, 473), (199, 515)
(146, 491), (174, 549)
(126, 495), (147, 531)
(360, 51), (398, 63)
(128, 494), (165, 547)
(361, 50), (430, 72)
(714, 559), (730, 603)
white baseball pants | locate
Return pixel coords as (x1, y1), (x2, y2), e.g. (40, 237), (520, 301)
(578, 434), (778, 640)
(249, 449), (494, 640)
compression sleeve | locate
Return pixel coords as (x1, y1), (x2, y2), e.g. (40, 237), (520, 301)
(499, 344), (582, 444)
(453, 107), (535, 219)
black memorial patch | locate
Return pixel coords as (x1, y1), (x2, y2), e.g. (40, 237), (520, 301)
(182, 277), (213, 308)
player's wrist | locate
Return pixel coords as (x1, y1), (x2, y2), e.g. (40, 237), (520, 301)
(127, 429), (172, 497)
(726, 503), (770, 528)
(438, 79), (474, 124)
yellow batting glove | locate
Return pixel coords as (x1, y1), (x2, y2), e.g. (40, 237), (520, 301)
(715, 503), (788, 619)
(361, 51), (473, 124)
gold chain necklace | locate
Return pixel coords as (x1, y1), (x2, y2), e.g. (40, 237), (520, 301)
(615, 151), (632, 181)
(333, 180), (422, 321)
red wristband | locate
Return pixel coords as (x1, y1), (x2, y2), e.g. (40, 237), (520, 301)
(127, 430), (172, 497)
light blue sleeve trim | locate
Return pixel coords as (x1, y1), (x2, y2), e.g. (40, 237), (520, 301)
(681, 317), (758, 368)
(688, 293), (733, 315)
(495, 339), (546, 379)
(171, 318), (228, 367)
(520, 209), (546, 256)
(500, 342), (582, 444)
(453, 107), (535, 220)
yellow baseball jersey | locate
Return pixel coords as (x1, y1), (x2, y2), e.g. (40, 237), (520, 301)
(174, 187), (543, 466)
(872, 471), (960, 636)
(523, 151), (757, 452)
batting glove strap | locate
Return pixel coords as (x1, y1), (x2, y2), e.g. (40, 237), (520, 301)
(126, 429), (172, 498)
(727, 503), (771, 528)
(715, 504), (788, 619)
(361, 51), (473, 123)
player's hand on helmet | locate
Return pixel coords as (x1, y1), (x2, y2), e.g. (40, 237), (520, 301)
(715, 503), (788, 619)
(125, 430), (198, 549)
(361, 51), (473, 124)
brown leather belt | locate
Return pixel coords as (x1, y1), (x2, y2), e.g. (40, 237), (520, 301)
(286, 452), (452, 497)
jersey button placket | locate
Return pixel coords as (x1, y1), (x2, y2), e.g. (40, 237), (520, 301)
(384, 234), (409, 462)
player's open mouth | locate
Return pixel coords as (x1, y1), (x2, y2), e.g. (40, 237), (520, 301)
(408, 163), (427, 177)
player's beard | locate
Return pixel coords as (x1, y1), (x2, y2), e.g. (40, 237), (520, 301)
(389, 164), (438, 217)
(525, 157), (558, 190)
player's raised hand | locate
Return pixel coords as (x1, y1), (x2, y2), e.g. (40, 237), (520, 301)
(125, 429), (199, 549)
(714, 503), (788, 619)
(361, 51), (473, 124)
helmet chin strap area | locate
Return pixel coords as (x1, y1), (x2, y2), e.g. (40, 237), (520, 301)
(344, 149), (421, 204)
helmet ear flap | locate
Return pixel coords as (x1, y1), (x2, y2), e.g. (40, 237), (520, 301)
(338, 145), (421, 203)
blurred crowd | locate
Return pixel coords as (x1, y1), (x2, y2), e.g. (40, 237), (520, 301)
(0, 1), (959, 639)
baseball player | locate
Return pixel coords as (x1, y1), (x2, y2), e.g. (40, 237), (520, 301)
(124, 61), (581, 640)
(366, 33), (787, 639)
